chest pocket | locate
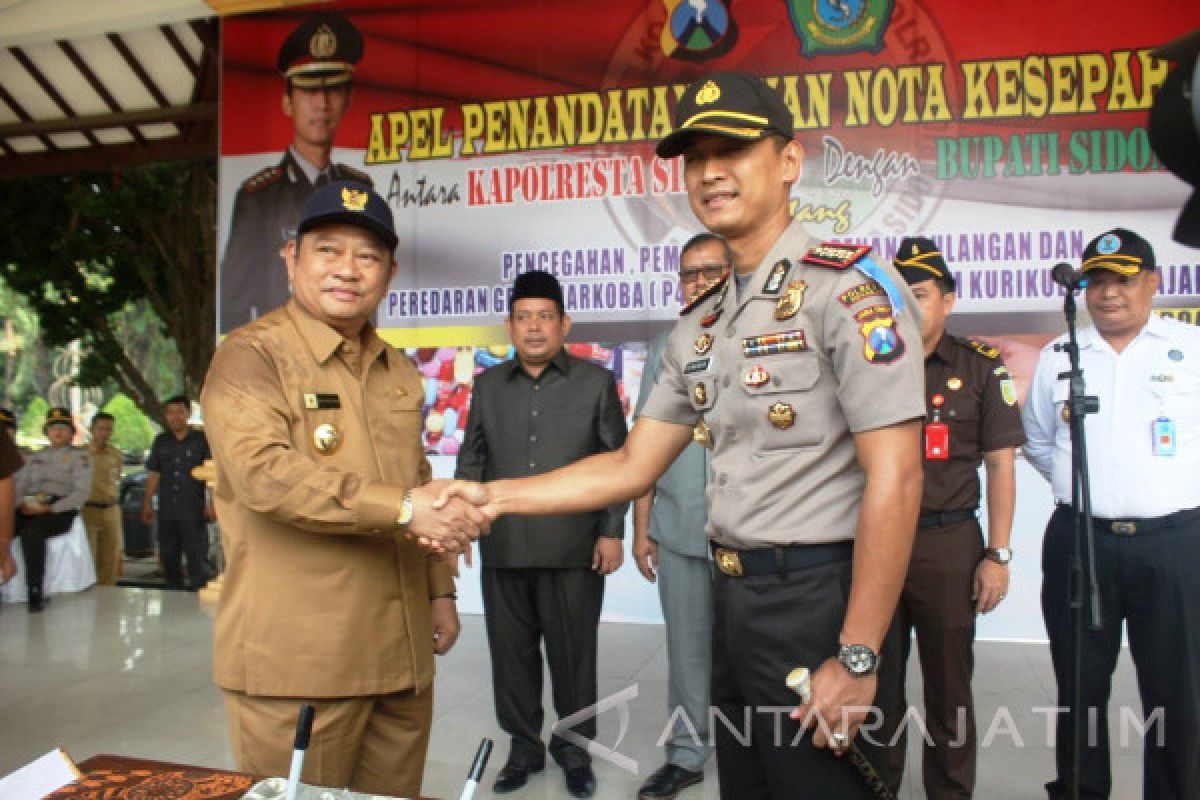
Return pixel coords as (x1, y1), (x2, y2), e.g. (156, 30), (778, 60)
(739, 354), (820, 397)
(938, 384), (981, 453)
(739, 354), (822, 450)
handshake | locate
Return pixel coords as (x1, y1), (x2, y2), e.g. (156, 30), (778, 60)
(401, 479), (498, 555)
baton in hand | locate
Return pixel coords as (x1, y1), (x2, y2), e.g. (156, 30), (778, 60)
(458, 738), (493, 800)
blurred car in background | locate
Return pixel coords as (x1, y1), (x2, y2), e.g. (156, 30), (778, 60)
(120, 469), (155, 557)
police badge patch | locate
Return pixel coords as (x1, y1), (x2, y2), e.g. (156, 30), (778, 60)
(854, 304), (904, 364)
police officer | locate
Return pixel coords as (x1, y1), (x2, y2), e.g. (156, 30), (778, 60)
(203, 181), (486, 797)
(219, 12), (373, 332)
(450, 72), (926, 799)
(83, 411), (124, 585)
(881, 237), (1026, 799)
(1023, 228), (1200, 799)
(14, 407), (91, 611)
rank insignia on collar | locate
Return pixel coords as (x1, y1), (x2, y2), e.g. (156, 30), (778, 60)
(744, 364), (771, 387)
(763, 259), (791, 294)
(701, 309), (722, 328)
(947, 377), (963, 390)
(966, 339), (999, 359)
(693, 382), (708, 405)
(313, 423), (342, 454)
(681, 275), (728, 316)
(768, 401), (796, 429)
(774, 280), (807, 320)
(693, 332), (714, 355)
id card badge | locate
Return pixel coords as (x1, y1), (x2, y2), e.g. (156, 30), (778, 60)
(925, 420), (949, 460)
(1152, 417), (1177, 457)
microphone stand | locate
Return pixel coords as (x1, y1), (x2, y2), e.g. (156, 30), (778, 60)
(1054, 283), (1101, 800)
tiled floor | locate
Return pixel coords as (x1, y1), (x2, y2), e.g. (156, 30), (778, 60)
(1, 587), (1146, 799)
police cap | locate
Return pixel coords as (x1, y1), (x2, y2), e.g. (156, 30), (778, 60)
(894, 236), (954, 290)
(656, 71), (794, 159)
(44, 406), (74, 431)
(0, 408), (15, 430)
(297, 181), (397, 251)
(277, 13), (363, 89)
(1081, 228), (1156, 277)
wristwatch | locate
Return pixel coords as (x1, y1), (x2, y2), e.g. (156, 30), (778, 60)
(396, 491), (414, 528)
(837, 643), (880, 676)
(984, 546), (1013, 565)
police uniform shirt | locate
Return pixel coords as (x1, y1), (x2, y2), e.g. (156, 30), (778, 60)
(14, 445), (92, 512)
(146, 428), (210, 521)
(922, 334), (1026, 513)
(219, 151), (373, 332)
(1023, 313), (1200, 518)
(640, 221), (925, 548)
(87, 443), (123, 504)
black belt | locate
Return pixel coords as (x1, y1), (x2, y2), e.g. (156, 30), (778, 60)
(1086, 506), (1200, 536)
(85, 501), (116, 508)
(917, 509), (977, 529)
(712, 541), (853, 577)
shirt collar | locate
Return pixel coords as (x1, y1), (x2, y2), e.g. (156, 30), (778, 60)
(506, 347), (570, 380)
(733, 220), (814, 303)
(1081, 312), (1166, 351)
(929, 333), (957, 364)
(286, 299), (388, 368)
(287, 146), (325, 186)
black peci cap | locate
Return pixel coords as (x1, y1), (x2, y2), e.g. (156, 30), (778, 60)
(277, 13), (363, 89)
(1081, 228), (1156, 276)
(296, 182), (397, 251)
(656, 71), (794, 159)
(894, 236), (954, 290)
(510, 271), (565, 312)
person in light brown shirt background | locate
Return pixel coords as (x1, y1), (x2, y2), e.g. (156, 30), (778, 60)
(201, 181), (489, 797)
(83, 412), (124, 586)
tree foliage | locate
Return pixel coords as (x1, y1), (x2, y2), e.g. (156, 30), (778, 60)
(0, 160), (216, 420)
(102, 393), (157, 454)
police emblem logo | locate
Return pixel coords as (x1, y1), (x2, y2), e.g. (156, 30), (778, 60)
(341, 187), (369, 211)
(775, 280), (807, 320)
(1096, 233), (1121, 255)
(695, 79), (722, 105)
(763, 260), (792, 294)
(853, 305), (904, 364)
(693, 332), (715, 355)
(309, 23), (338, 59)
(947, 377), (963, 391)
(693, 382), (708, 406)
(768, 401), (796, 429)
(313, 423), (342, 454)
(661, 0), (737, 61)
(744, 364), (771, 387)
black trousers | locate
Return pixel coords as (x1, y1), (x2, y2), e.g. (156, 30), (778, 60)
(157, 516), (210, 589)
(481, 566), (604, 771)
(15, 510), (77, 594)
(1042, 504), (1200, 800)
(711, 557), (903, 800)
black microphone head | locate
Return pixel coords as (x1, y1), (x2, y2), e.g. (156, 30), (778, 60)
(294, 704), (315, 749)
(1051, 262), (1085, 291)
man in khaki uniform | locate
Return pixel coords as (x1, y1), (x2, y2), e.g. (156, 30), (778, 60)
(450, 72), (925, 799)
(83, 412), (124, 585)
(202, 182), (488, 797)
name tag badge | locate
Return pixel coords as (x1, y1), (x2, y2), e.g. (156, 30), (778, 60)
(304, 392), (341, 410)
(924, 420), (949, 460)
(1152, 417), (1176, 457)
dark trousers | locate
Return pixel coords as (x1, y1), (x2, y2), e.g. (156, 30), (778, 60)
(157, 516), (209, 589)
(711, 557), (903, 800)
(15, 510), (77, 594)
(1042, 504), (1200, 800)
(481, 566), (604, 771)
(882, 519), (983, 799)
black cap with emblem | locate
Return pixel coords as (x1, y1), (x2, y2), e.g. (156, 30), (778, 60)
(44, 406), (74, 432)
(894, 236), (954, 290)
(0, 407), (15, 431)
(297, 181), (397, 251)
(277, 13), (363, 89)
(1080, 228), (1156, 276)
(656, 71), (794, 159)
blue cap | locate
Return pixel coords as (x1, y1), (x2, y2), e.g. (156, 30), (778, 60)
(297, 181), (397, 251)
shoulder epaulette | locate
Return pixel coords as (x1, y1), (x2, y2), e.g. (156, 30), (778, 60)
(801, 241), (872, 269)
(241, 165), (283, 193)
(338, 164), (374, 187)
(964, 338), (1000, 359)
(680, 276), (727, 316)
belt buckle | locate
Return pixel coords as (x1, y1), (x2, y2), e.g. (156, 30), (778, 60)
(715, 547), (744, 577)
(1111, 521), (1137, 535)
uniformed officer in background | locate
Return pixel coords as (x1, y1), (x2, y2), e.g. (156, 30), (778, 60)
(1023, 228), (1200, 799)
(14, 407), (91, 611)
(83, 411), (124, 586)
(448, 71), (926, 799)
(881, 237), (1026, 799)
(219, 12), (373, 332)
(0, 408), (17, 440)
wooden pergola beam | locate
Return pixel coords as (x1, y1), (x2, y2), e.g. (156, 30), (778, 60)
(0, 102), (216, 138)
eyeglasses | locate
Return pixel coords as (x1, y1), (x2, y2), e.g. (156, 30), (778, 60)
(679, 265), (728, 283)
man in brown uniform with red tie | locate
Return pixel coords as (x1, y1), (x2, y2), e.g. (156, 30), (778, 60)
(882, 236), (1026, 799)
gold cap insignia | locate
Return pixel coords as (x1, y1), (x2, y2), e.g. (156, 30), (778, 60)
(310, 23), (338, 59)
(695, 80), (721, 106)
(313, 423), (342, 454)
(341, 187), (368, 211)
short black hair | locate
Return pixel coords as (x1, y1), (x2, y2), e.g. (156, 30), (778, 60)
(164, 395), (190, 410)
(680, 233), (733, 267)
(91, 412), (114, 425)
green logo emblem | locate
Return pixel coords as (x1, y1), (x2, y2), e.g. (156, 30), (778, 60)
(786, 0), (893, 57)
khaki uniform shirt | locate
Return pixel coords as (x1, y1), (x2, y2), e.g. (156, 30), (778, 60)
(921, 334), (1026, 513)
(14, 445), (92, 512)
(87, 444), (123, 504)
(641, 222), (925, 548)
(201, 300), (454, 698)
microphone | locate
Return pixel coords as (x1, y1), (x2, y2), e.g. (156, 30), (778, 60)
(1051, 262), (1087, 291)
